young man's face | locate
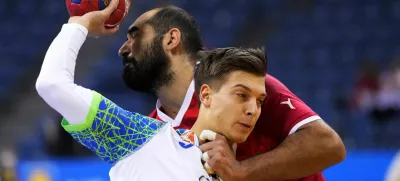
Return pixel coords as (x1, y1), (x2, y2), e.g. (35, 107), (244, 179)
(202, 71), (266, 143)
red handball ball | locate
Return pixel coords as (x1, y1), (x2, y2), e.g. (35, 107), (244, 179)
(66, 0), (131, 27)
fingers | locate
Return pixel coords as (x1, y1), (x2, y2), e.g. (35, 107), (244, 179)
(202, 151), (215, 174)
(202, 151), (210, 162)
(199, 130), (217, 141)
(214, 133), (228, 142)
(200, 141), (214, 152)
(199, 130), (227, 143)
(102, 0), (119, 16)
(199, 132), (229, 152)
(200, 142), (220, 173)
(102, 25), (120, 35)
(201, 144), (221, 162)
(202, 149), (219, 175)
(202, 149), (218, 164)
(204, 162), (215, 174)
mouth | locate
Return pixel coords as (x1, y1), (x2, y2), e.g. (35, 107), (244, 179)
(123, 59), (128, 66)
(124, 62), (133, 68)
(122, 58), (134, 68)
(238, 123), (252, 129)
(122, 56), (133, 67)
(122, 59), (127, 67)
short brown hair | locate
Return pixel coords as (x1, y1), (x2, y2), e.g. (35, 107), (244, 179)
(194, 47), (267, 101)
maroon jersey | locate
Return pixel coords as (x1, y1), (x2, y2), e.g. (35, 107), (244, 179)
(149, 74), (325, 181)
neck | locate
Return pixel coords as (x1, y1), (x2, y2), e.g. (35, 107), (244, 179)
(190, 113), (210, 141)
(157, 55), (195, 119)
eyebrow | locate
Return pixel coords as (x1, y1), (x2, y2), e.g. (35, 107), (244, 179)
(233, 84), (266, 97)
(128, 26), (139, 35)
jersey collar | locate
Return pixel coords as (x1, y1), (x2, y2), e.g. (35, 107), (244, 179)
(156, 80), (195, 127)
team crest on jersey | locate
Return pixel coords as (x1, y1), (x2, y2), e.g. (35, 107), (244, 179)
(181, 130), (197, 145)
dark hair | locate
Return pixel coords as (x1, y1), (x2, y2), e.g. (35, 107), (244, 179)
(147, 6), (203, 59)
(194, 47), (267, 101)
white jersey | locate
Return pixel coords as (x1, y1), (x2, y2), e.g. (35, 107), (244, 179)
(36, 24), (213, 181)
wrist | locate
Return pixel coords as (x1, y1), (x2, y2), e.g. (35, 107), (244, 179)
(63, 23), (89, 37)
(235, 161), (250, 180)
(68, 19), (89, 31)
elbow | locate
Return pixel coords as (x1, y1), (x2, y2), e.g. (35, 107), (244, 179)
(35, 78), (46, 96)
(332, 135), (346, 164)
(35, 78), (53, 98)
(35, 77), (63, 102)
(324, 129), (346, 166)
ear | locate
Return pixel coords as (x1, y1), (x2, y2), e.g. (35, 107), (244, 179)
(199, 84), (212, 108)
(163, 28), (181, 52)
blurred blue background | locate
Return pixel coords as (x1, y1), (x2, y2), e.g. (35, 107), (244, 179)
(0, 0), (399, 180)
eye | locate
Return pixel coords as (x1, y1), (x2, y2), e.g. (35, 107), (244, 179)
(132, 32), (139, 39)
(257, 99), (265, 105)
(237, 93), (246, 98)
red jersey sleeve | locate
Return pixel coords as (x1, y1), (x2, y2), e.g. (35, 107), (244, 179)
(261, 75), (321, 138)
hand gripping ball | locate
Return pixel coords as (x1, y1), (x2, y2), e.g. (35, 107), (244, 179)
(66, 0), (131, 27)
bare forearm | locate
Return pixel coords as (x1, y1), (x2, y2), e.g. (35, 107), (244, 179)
(239, 121), (346, 181)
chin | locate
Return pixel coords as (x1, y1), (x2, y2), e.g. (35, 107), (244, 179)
(231, 134), (249, 143)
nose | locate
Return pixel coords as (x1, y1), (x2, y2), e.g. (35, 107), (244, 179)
(118, 42), (131, 57)
(245, 99), (258, 116)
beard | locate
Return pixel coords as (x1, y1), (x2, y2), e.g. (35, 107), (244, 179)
(122, 36), (174, 94)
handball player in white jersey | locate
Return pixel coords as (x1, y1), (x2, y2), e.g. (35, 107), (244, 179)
(35, 1), (268, 180)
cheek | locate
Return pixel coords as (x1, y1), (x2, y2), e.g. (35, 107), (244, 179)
(218, 106), (239, 126)
(132, 38), (147, 56)
(210, 101), (232, 124)
(132, 43), (142, 56)
(209, 101), (223, 118)
(210, 95), (232, 112)
(212, 96), (241, 114)
(252, 109), (262, 122)
(254, 111), (261, 120)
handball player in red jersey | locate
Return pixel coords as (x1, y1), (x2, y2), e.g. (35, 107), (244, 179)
(119, 6), (346, 181)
